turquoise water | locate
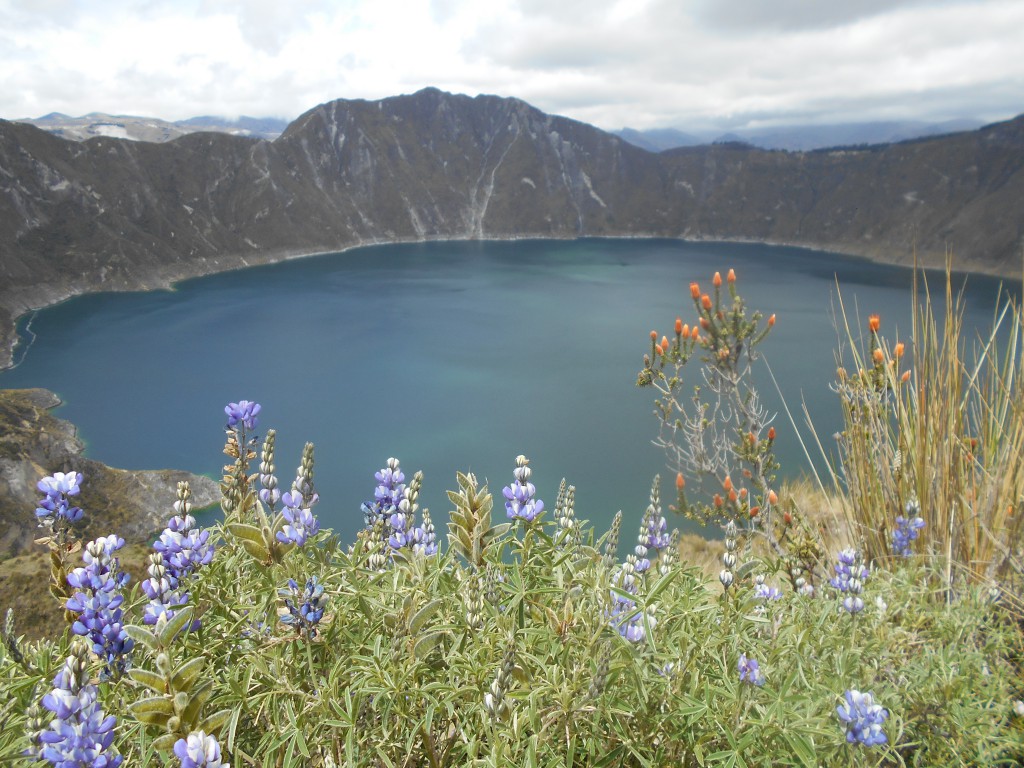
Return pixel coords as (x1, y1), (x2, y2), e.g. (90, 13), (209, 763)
(1, 239), (1013, 542)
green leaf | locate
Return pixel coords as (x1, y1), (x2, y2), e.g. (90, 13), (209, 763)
(128, 696), (174, 716)
(152, 733), (179, 753)
(182, 680), (214, 729)
(170, 656), (206, 693)
(240, 539), (271, 562)
(783, 732), (817, 767)
(123, 624), (160, 653)
(158, 606), (195, 646)
(199, 709), (233, 739)
(413, 631), (444, 659)
(129, 668), (167, 695)
(226, 522), (265, 545)
(409, 599), (441, 635)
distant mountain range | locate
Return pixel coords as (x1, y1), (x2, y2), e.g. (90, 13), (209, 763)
(1, 88), (1022, 369)
(15, 112), (289, 142)
(615, 119), (985, 152)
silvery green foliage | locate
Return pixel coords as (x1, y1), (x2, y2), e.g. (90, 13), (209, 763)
(2, 421), (1023, 765)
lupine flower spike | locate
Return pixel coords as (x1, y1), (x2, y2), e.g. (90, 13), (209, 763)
(738, 653), (765, 686)
(174, 730), (223, 767)
(893, 498), (925, 557)
(503, 455), (545, 522)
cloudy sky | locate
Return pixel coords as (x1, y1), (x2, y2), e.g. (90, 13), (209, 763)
(1, 0), (1021, 131)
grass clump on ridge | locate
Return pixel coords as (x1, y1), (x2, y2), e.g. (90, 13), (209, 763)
(0, 267), (1022, 766)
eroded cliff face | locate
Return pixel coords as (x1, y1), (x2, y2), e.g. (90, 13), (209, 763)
(1, 87), (1022, 369)
(0, 388), (219, 557)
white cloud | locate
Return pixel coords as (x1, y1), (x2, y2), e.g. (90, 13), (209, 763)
(0, 0), (1020, 130)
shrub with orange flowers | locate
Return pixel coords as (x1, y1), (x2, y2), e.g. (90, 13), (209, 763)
(637, 269), (787, 555)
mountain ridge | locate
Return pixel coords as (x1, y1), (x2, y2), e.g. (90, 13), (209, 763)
(1, 88), (1022, 370)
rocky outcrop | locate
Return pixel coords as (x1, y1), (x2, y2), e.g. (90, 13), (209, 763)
(0, 388), (220, 557)
(1, 88), (1022, 369)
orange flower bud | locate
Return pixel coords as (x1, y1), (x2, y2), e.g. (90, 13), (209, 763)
(783, 511), (793, 525)
(728, 489), (738, 503)
(699, 317), (710, 330)
(768, 427), (776, 440)
(748, 432), (757, 445)
(873, 348), (884, 364)
(661, 335), (670, 351)
(681, 323), (690, 337)
(894, 342), (905, 358)
(767, 490), (778, 505)
(713, 493), (724, 508)
(713, 271), (722, 288)
(650, 330), (657, 340)
(742, 469), (752, 478)
(749, 506), (760, 518)
(690, 325), (700, 340)
(768, 314), (776, 327)
(675, 472), (685, 490)
(655, 344), (664, 356)
(722, 476), (733, 492)
(727, 268), (736, 283)
(739, 488), (748, 499)
(869, 314), (881, 332)
(701, 294), (712, 311)
(690, 282), (700, 300)
(901, 370), (911, 383)
(675, 317), (683, 335)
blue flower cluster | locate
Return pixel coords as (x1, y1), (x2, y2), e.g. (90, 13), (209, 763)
(34, 642), (122, 767)
(174, 730), (223, 767)
(224, 400), (260, 431)
(738, 653), (765, 686)
(830, 548), (869, 614)
(66, 535), (133, 679)
(361, 459), (437, 555)
(503, 455), (545, 522)
(893, 499), (926, 557)
(362, 457), (405, 532)
(277, 490), (320, 547)
(142, 488), (214, 627)
(837, 689), (888, 746)
(609, 557), (656, 643)
(35, 471), (84, 526)
(279, 577), (327, 638)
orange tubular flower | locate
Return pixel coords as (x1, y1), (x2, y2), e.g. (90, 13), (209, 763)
(655, 344), (664, 356)
(749, 506), (760, 518)
(738, 488), (748, 499)
(768, 427), (776, 440)
(661, 335), (670, 351)
(901, 370), (911, 383)
(691, 326), (700, 340)
(728, 489), (738, 503)
(768, 314), (776, 327)
(894, 342), (905, 358)
(681, 323), (690, 337)
(713, 494), (724, 508)
(727, 268), (736, 283)
(713, 271), (722, 288)
(767, 490), (778, 505)
(869, 314), (881, 333)
(690, 282), (701, 300)
(873, 348), (885, 364)
(699, 317), (710, 330)
(675, 317), (683, 335)
(701, 294), (712, 311)
(650, 330), (657, 341)
(722, 476), (733, 492)
(675, 472), (685, 490)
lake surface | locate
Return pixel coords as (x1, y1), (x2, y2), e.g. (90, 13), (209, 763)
(1, 239), (1014, 543)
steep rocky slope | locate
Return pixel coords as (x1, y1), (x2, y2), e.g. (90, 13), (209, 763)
(1, 88), (1022, 368)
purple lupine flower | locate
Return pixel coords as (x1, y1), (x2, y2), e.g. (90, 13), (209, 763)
(608, 557), (655, 643)
(276, 491), (319, 546)
(643, 501), (671, 551)
(279, 577), (326, 638)
(174, 730), (223, 767)
(35, 471), (85, 525)
(153, 513), (214, 580)
(258, 429), (280, 512)
(362, 458), (405, 531)
(503, 455), (545, 522)
(753, 575), (782, 601)
(738, 653), (765, 686)
(893, 500), (925, 557)
(831, 548), (869, 614)
(37, 642), (123, 767)
(66, 536), (133, 678)
(224, 400), (260, 431)
(140, 552), (189, 626)
(837, 689), (888, 746)
(412, 510), (438, 556)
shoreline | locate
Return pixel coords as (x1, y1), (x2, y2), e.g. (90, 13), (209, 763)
(2, 231), (1019, 372)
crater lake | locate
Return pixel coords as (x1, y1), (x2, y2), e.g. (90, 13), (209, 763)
(1, 239), (1014, 542)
